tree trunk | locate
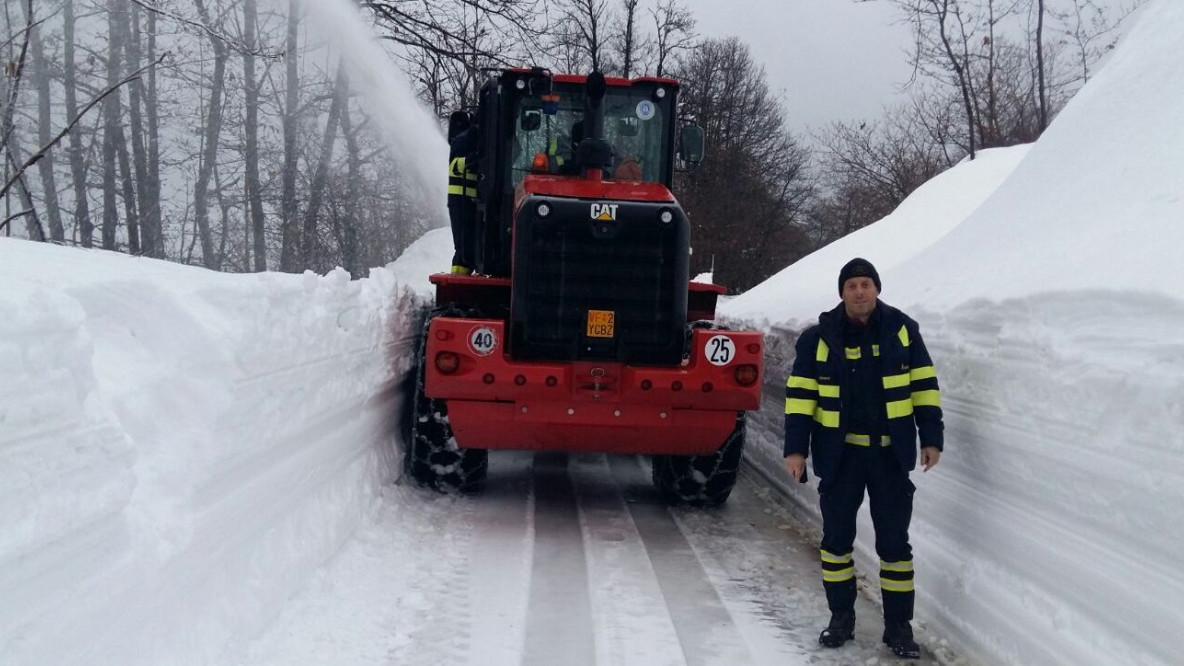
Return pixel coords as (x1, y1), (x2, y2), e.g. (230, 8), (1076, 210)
(1036, 0), (1048, 130)
(621, 0), (638, 78)
(124, 2), (152, 255)
(63, 0), (93, 247)
(193, 0), (227, 269)
(243, 0), (267, 271)
(339, 84), (361, 278)
(23, 0), (64, 241)
(115, 122), (140, 253)
(932, 0), (976, 158)
(279, 0), (301, 271)
(102, 0), (124, 250)
(145, 8), (162, 257)
(300, 66), (348, 268)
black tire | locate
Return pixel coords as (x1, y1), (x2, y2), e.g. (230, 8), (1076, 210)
(651, 412), (746, 507)
(405, 310), (488, 493)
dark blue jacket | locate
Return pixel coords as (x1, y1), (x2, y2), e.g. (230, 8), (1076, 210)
(784, 301), (944, 482)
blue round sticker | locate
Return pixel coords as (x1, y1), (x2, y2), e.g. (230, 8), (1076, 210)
(636, 100), (656, 121)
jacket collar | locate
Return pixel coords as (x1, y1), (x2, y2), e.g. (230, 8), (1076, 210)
(818, 300), (902, 346)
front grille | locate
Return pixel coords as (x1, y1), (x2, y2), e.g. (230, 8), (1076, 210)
(511, 196), (689, 365)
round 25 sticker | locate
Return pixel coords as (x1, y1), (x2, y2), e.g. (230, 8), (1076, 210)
(704, 335), (735, 366)
(469, 326), (498, 356)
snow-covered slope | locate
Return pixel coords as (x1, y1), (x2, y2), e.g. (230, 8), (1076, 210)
(727, 145), (1030, 327)
(0, 242), (424, 666)
(726, 2), (1184, 664)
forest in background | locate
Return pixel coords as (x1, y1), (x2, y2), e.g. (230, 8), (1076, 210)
(0, 0), (1139, 291)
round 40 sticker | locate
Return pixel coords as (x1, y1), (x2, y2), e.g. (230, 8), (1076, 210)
(704, 335), (736, 366)
(469, 326), (498, 356)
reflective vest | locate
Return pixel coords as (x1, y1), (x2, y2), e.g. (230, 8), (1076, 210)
(448, 128), (479, 202)
(448, 156), (477, 200)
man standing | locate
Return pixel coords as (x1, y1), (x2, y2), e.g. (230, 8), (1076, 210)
(783, 258), (944, 659)
(447, 115), (480, 275)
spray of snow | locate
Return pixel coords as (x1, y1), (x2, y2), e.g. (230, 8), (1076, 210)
(295, 0), (449, 228)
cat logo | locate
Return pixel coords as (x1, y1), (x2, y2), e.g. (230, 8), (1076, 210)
(590, 203), (618, 221)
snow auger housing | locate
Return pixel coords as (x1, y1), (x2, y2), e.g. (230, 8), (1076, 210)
(408, 68), (763, 505)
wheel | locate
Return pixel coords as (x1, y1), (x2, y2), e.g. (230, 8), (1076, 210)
(651, 412), (746, 507)
(405, 310), (488, 493)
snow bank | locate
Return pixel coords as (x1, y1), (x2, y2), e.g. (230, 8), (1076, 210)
(726, 145), (1029, 327)
(0, 240), (422, 666)
(727, 2), (1184, 664)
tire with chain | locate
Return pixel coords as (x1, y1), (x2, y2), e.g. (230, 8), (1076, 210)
(651, 411), (746, 507)
(406, 308), (488, 493)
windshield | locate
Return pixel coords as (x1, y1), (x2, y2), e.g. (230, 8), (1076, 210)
(509, 83), (671, 189)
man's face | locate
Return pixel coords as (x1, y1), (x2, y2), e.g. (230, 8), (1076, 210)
(842, 276), (879, 319)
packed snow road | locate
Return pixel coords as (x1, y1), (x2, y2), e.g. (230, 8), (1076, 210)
(220, 452), (952, 666)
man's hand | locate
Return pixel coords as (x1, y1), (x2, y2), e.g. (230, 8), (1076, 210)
(921, 446), (941, 472)
(784, 453), (806, 482)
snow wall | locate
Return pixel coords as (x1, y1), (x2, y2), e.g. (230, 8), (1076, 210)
(727, 2), (1184, 664)
(0, 236), (445, 666)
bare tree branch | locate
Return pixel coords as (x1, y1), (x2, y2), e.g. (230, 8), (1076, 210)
(0, 54), (168, 203)
(128, 0), (282, 59)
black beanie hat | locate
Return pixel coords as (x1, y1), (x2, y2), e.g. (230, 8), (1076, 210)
(838, 258), (881, 295)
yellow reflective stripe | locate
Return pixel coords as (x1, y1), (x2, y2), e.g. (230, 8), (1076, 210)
(821, 550), (853, 564)
(451, 157), (477, 181)
(845, 433), (891, 447)
(880, 578), (916, 592)
(816, 339), (829, 362)
(880, 560), (914, 572)
(788, 376), (818, 391)
(823, 567), (855, 582)
(845, 347), (861, 360)
(818, 384), (840, 398)
(465, 187), (478, 197)
(897, 324), (910, 347)
(910, 366), (936, 381)
(786, 398), (817, 416)
(845, 433), (871, 446)
(447, 184), (467, 196)
(882, 372), (910, 389)
(886, 399), (914, 419)
(814, 408), (839, 428)
(912, 389), (942, 407)
(872, 344), (880, 357)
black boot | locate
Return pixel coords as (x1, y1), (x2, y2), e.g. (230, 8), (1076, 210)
(883, 620), (920, 659)
(818, 611), (855, 648)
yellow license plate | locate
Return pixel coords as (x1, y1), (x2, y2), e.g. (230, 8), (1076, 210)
(586, 310), (615, 338)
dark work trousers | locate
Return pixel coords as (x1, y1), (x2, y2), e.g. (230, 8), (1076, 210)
(448, 199), (475, 269)
(819, 444), (916, 622)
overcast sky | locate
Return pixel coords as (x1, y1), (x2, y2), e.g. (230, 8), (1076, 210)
(678, 0), (917, 136)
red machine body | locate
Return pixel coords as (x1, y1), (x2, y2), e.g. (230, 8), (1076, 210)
(423, 306), (762, 454)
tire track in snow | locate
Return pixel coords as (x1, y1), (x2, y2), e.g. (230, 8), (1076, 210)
(607, 455), (755, 666)
(568, 454), (684, 666)
(522, 452), (596, 666)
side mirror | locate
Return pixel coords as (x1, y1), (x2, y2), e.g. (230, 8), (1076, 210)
(520, 108), (542, 132)
(447, 111), (471, 143)
(678, 124), (705, 163)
